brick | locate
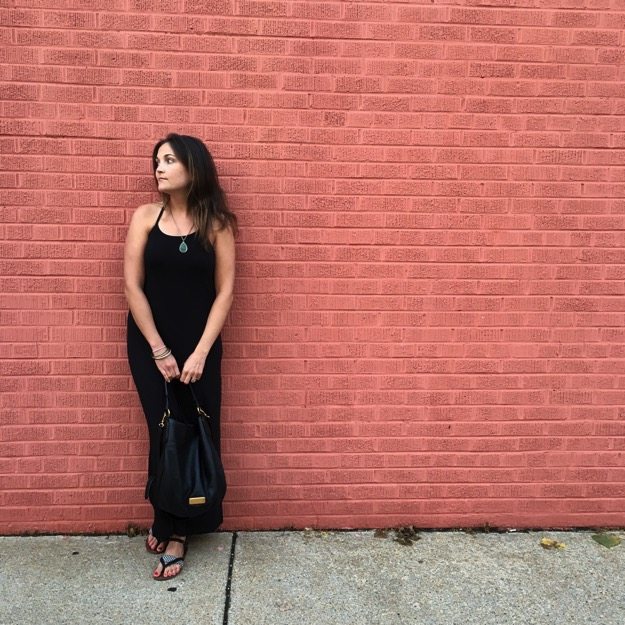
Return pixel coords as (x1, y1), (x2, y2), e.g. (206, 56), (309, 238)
(520, 27), (569, 45)
(184, 0), (232, 12)
(206, 16), (258, 35)
(152, 14), (207, 33)
(572, 29), (619, 46)
(230, 72), (277, 89)
(98, 51), (152, 69)
(238, 1), (288, 17)
(471, 26), (517, 44)
(313, 20), (361, 39)
(98, 12), (151, 31)
(1, 9), (42, 27)
(0, 83), (40, 101)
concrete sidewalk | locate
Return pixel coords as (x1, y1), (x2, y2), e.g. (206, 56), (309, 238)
(2, 529), (624, 625)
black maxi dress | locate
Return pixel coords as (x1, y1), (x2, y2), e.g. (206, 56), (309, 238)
(127, 206), (223, 541)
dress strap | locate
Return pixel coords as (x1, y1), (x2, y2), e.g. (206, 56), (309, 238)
(154, 204), (166, 227)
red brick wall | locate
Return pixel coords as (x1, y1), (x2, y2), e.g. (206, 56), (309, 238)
(2, 1), (625, 534)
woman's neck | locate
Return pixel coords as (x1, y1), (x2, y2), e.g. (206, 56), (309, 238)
(165, 193), (188, 216)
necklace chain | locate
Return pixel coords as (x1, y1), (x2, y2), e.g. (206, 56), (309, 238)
(168, 207), (193, 253)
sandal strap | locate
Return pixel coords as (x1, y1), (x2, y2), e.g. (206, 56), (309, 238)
(148, 528), (168, 543)
(146, 530), (168, 554)
(168, 537), (187, 545)
(160, 554), (184, 569)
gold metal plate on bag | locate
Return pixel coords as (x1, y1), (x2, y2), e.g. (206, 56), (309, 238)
(189, 497), (206, 505)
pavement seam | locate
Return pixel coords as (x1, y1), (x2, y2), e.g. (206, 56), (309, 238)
(222, 531), (238, 625)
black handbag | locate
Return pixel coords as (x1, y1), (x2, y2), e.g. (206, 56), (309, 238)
(147, 382), (227, 518)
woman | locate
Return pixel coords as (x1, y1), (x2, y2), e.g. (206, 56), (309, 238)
(124, 133), (236, 580)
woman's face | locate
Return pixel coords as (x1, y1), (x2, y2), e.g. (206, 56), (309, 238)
(154, 142), (191, 195)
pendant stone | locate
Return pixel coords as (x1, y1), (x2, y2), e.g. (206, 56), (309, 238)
(179, 241), (188, 253)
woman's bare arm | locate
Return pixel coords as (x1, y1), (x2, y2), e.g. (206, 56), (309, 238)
(124, 204), (180, 379)
(179, 225), (236, 384)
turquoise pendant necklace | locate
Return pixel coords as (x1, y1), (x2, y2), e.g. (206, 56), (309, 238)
(169, 208), (192, 254)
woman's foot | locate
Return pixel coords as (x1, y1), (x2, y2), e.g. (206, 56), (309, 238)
(153, 535), (187, 580)
(145, 529), (167, 554)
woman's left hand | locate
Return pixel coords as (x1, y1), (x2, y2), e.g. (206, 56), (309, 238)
(180, 351), (207, 385)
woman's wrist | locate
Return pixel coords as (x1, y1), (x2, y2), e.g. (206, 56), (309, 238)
(194, 345), (210, 358)
(152, 348), (172, 360)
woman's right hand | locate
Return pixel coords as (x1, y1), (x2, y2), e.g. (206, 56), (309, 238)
(155, 353), (180, 382)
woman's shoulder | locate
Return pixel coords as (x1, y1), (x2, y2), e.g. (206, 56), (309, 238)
(210, 220), (236, 249)
(135, 202), (163, 218)
(130, 202), (163, 226)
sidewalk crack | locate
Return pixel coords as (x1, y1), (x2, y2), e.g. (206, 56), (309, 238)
(222, 532), (238, 625)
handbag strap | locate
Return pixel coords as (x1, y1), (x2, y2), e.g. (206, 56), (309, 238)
(160, 381), (210, 428)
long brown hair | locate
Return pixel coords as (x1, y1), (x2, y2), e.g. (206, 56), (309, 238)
(152, 134), (238, 246)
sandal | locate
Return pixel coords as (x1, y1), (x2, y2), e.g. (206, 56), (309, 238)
(145, 528), (168, 555)
(153, 537), (188, 581)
